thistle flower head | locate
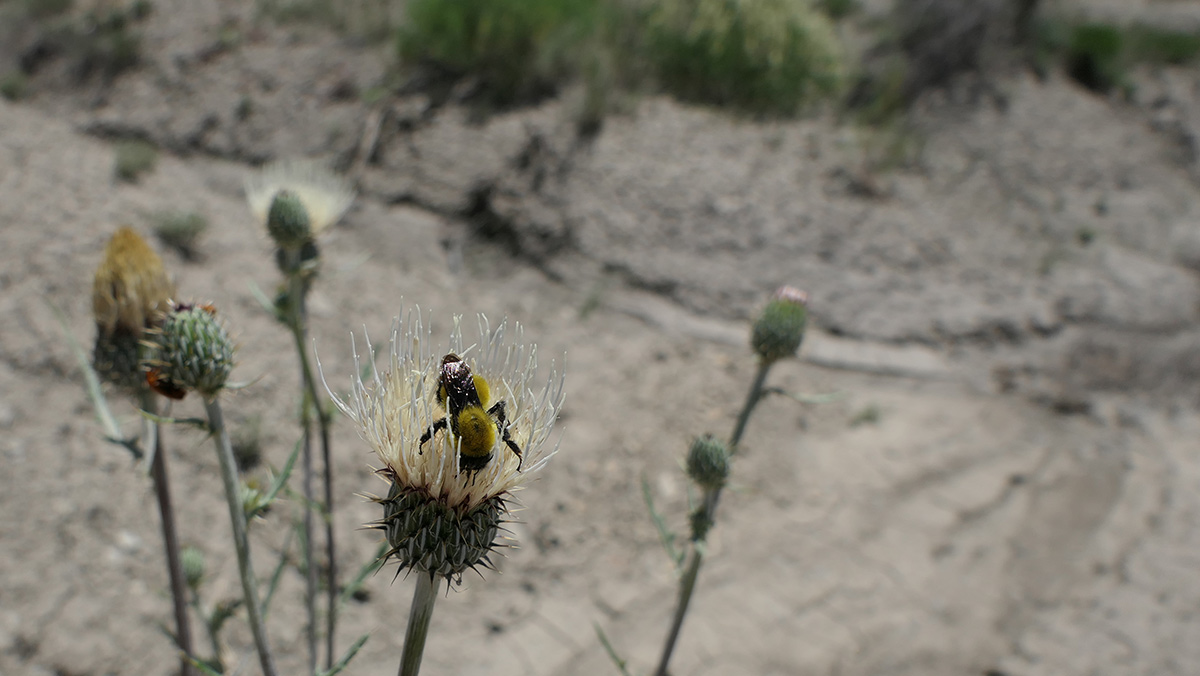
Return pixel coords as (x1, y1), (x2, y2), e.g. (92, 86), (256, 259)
(144, 301), (235, 400)
(244, 160), (354, 241)
(751, 285), (808, 364)
(323, 311), (565, 582)
(91, 227), (175, 390)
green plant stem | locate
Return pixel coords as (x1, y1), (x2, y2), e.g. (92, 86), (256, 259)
(729, 360), (772, 452)
(654, 360), (775, 676)
(398, 573), (439, 676)
(296, 319), (338, 671)
(284, 257), (339, 670)
(283, 257), (320, 674)
(203, 396), (279, 676)
(142, 391), (194, 676)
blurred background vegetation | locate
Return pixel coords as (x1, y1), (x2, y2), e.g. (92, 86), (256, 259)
(5, 0), (1200, 128)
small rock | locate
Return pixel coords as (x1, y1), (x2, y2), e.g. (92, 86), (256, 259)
(116, 530), (143, 555)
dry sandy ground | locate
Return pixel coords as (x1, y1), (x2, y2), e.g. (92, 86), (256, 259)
(3, 2), (1200, 675)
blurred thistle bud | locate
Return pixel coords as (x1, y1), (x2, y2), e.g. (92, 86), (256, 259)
(686, 434), (730, 490)
(181, 546), (206, 592)
(265, 190), (311, 250)
(751, 285), (808, 364)
(245, 159), (354, 240)
(91, 227), (175, 390)
(145, 301), (234, 400)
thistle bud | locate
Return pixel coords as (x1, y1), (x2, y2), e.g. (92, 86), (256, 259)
(378, 485), (504, 582)
(751, 285), (808, 364)
(91, 227), (175, 390)
(146, 302), (234, 399)
(181, 546), (206, 591)
(686, 434), (730, 490)
(266, 190), (312, 250)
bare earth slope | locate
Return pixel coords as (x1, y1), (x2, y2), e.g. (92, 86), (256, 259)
(2, 2), (1200, 675)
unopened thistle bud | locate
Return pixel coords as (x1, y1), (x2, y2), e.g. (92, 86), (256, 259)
(686, 434), (730, 490)
(181, 546), (206, 592)
(91, 227), (175, 390)
(751, 285), (808, 364)
(323, 312), (565, 584)
(145, 302), (234, 400)
(265, 190), (311, 249)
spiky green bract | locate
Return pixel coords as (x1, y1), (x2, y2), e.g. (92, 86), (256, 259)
(375, 483), (505, 583)
(266, 190), (312, 250)
(751, 285), (809, 364)
(93, 330), (146, 391)
(150, 303), (234, 398)
(686, 434), (730, 490)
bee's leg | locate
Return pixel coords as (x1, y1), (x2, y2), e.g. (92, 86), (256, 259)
(419, 417), (448, 454)
(487, 401), (524, 471)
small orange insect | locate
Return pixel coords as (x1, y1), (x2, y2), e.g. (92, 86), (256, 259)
(146, 367), (187, 400)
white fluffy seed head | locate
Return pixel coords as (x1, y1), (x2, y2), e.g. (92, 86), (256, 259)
(245, 160), (354, 237)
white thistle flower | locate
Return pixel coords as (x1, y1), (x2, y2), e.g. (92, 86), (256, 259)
(321, 310), (565, 581)
(244, 160), (355, 237)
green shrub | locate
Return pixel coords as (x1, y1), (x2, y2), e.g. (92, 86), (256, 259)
(23, 0), (73, 19)
(113, 140), (158, 182)
(644, 0), (844, 116)
(1034, 17), (1200, 94)
(258, 0), (404, 42)
(818, 0), (856, 20)
(1127, 24), (1200, 65)
(0, 72), (28, 101)
(1067, 22), (1125, 93)
(396, 0), (606, 104)
(153, 211), (208, 259)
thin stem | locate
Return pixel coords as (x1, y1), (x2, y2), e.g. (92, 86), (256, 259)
(654, 360), (775, 676)
(653, 541), (705, 676)
(398, 574), (439, 676)
(285, 256), (339, 670)
(729, 360), (773, 452)
(142, 391), (194, 676)
(292, 314), (338, 670)
(203, 397), (279, 676)
(284, 257), (320, 674)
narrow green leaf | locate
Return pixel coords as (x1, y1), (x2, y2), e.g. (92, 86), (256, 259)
(248, 438), (303, 520)
(188, 655), (225, 676)
(47, 298), (143, 460)
(138, 409), (211, 431)
(248, 279), (285, 322)
(594, 623), (633, 676)
(262, 529), (294, 619)
(338, 541), (388, 607)
(762, 387), (845, 405)
(317, 633), (369, 676)
(642, 477), (682, 568)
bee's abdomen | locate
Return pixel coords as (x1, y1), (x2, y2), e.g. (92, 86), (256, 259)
(453, 406), (496, 465)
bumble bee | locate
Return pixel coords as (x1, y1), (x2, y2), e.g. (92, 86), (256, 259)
(419, 353), (523, 472)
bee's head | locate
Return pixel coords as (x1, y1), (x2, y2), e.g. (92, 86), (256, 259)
(438, 353), (482, 412)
